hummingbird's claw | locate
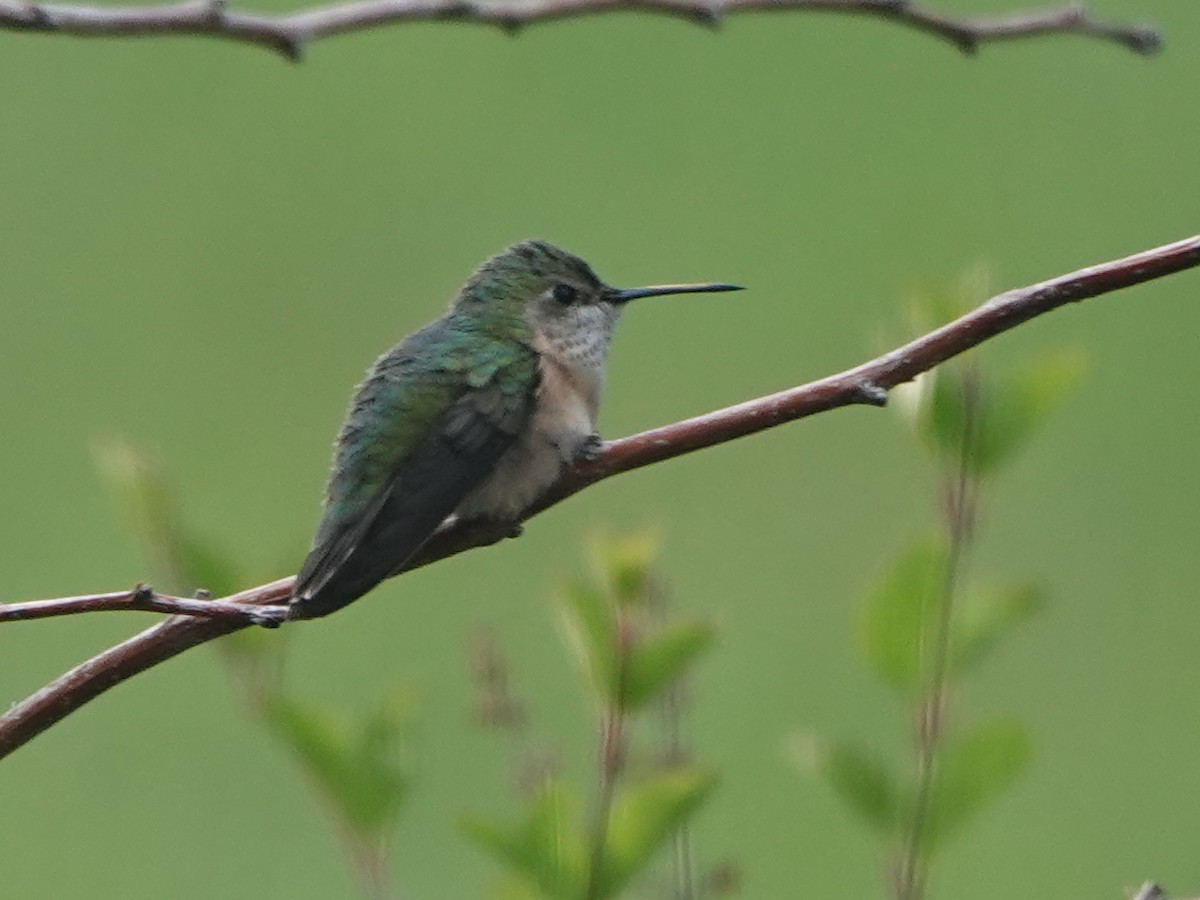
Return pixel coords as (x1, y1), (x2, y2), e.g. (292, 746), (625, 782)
(577, 433), (605, 463)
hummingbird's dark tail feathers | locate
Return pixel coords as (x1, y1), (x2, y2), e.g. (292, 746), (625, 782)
(289, 381), (535, 619)
(289, 476), (447, 619)
(289, 472), (466, 619)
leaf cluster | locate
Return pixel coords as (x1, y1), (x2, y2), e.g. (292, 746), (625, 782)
(464, 533), (718, 899)
(99, 440), (413, 894)
(803, 278), (1084, 891)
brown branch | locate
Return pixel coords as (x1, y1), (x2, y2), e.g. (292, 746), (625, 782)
(0, 583), (286, 625)
(1, 232), (1198, 760)
(0, 0), (1161, 62)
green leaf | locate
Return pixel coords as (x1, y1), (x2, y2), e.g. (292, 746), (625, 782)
(174, 533), (243, 598)
(94, 438), (188, 590)
(262, 693), (412, 837)
(94, 437), (244, 597)
(923, 364), (973, 462)
(94, 438), (176, 542)
(560, 581), (620, 705)
(950, 584), (1043, 677)
(926, 719), (1031, 850)
(622, 620), (714, 711)
(972, 350), (1087, 474)
(907, 266), (993, 334)
(214, 624), (287, 698)
(463, 782), (587, 899)
(594, 766), (716, 897)
(859, 538), (949, 694)
(805, 738), (901, 836)
(895, 267), (994, 451)
(912, 351), (1086, 475)
(592, 530), (660, 608)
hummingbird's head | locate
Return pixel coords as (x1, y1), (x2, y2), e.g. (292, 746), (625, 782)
(457, 240), (741, 366)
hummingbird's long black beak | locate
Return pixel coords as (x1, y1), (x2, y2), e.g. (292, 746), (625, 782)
(610, 282), (743, 304)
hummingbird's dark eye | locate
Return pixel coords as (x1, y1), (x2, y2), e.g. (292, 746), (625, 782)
(552, 283), (579, 305)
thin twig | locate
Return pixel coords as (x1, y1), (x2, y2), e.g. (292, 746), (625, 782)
(0, 0), (1162, 62)
(0, 584), (287, 625)
(1, 233), (1198, 760)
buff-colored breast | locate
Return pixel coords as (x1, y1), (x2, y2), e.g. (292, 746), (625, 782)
(455, 345), (603, 521)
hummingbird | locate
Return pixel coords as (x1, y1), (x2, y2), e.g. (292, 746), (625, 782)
(289, 240), (741, 620)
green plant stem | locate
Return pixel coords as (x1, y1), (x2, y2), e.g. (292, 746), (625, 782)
(585, 608), (633, 900)
(896, 370), (980, 900)
(665, 707), (697, 900)
(585, 708), (626, 900)
(653, 589), (697, 900)
(670, 817), (696, 900)
(346, 833), (393, 900)
(658, 677), (697, 899)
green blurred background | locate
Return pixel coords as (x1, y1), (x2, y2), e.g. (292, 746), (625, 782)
(2, 0), (1199, 896)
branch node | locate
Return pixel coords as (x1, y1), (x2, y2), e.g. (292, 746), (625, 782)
(22, 2), (53, 28)
(854, 381), (889, 407)
(1122, 25), (1162, 56)
(193, 588), (212, 600)
(249, 605), (289, 628)
(692, 5), (723, 30)
(497, 15), (524, 36)
(951, 32), (979, 57)
(131, 583), (155, 606)
(277, 32), (306, 62)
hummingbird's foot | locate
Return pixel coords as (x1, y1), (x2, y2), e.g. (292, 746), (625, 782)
(576, 432), (605, 463)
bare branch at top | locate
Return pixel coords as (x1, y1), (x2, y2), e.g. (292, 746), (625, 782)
(0, 0), (1162, 62)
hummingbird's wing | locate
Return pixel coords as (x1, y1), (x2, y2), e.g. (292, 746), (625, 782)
(291, 348), (538, 620)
